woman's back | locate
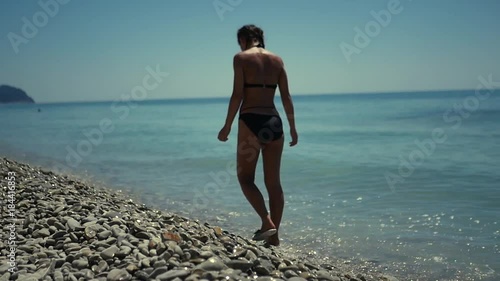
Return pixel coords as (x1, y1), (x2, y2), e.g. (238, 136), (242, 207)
(239, 47), (284, 115)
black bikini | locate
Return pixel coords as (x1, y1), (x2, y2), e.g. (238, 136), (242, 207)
(243, 83), (277, 89)
(239, 82), (283, 143)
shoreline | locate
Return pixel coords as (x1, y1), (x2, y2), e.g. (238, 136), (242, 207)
(0, 157), (402, 281)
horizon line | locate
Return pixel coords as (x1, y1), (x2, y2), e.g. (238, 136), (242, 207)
(22, 87), (498, 105)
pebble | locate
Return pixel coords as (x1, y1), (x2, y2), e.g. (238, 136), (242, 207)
(66, 218), (81, 231)
(117, 245), (132, 258)
(35, 228), (51, 238)
(91, 260), (108, 274)
(71, 258), (88, 269)
(288, 277), (308, 281)
(148, 266), (170, 279)
(284, 270), (298, 278)
(101, 244), (120, 260)
(226, 260), (254, 271)
(245, 250), (258, 261)
(98, 230), (112, 240)
(52, 231), (66, 239)
(84, 226), (97, 239)
(200, 251), (214, 259)
(185, 274), (200, 281)
(196, 257), (227, 271)
(256, 277), (284, 281)
(317, 270), (340, 281)
(134, 270), (149, 280)
(0, 273), (10, 281)
(255, 259), (275, 276)
(156, 269), (190, 280)
(107, 268), (132, 281)
(0, 158), (399, 281)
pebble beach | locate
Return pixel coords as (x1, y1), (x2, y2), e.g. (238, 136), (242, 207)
(0, 157), (403, 281)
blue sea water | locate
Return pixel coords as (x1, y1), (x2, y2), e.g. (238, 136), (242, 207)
(1, 90), (499, 280)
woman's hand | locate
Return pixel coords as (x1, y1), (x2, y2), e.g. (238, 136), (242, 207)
(289, 128), (298, 146)
(218, 125), (231, 142)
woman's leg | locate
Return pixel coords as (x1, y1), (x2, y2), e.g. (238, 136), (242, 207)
(261, 135), (285, 245)
(237, 120), (276, 231)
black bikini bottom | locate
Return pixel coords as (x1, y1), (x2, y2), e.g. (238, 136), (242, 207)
(239, 113), (284, 143)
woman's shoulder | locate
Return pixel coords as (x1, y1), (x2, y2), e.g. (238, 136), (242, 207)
(234, 50), (284, 69)
(236, 49), (282, 60)
(261, 49), (283, 62)
(264, 51), (284, 67)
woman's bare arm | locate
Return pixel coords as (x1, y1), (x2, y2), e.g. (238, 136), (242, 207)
(278, 60), (298, 146)
(278, 61), (296, 130)
(223, 54), (245, 128)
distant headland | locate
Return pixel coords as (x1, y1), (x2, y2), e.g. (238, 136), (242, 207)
(0, 85), (35, 103)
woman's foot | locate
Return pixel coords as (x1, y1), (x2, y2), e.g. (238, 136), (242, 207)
(265, 233), (280, 246)
(260, 215), (276, 233)
(252, 228), (277, 241)
(252, 215), (277, 241)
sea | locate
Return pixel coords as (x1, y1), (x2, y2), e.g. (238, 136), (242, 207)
(1, 90), (499, 281)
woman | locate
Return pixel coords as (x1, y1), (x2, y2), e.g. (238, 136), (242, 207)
(218, 24), (298, 246)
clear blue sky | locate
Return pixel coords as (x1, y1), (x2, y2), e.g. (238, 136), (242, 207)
(1, 0), (499, 103)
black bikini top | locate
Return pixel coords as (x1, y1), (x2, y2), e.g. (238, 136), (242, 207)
(244, 83), (277, 89)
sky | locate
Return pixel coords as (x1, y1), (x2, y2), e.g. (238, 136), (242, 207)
(0, 0), (499, 103)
